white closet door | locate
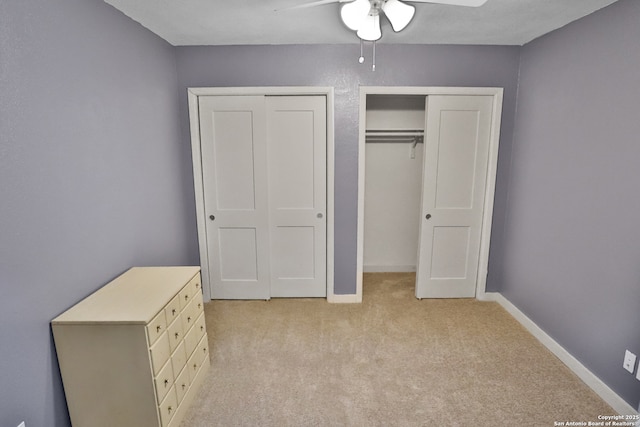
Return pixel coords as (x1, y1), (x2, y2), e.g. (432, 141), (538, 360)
(416, 95), (493, 298)
(266, 96), (327, 297)
(199, 96), (270, 299)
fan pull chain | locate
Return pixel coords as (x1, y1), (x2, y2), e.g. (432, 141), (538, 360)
(356, 40), (377, 71)
(372, 40), (376, 72)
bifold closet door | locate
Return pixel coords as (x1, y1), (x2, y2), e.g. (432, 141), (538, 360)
(199, 95), (327, 299)
(266, 96), (327, 298)
(199, 96), (271, 299)
(416, 95), (493, 298)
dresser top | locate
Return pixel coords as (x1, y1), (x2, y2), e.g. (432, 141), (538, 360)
(52, 266), (201, 325)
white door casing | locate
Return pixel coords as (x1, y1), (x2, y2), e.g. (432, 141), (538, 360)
(415, 95), (493, 298)
(266, 96), (327, 297)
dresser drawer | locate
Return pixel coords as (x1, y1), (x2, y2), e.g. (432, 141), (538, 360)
(158, 387), (178, 427)
(191, 290), (204, 317)
(191, 274), (202, 295)
(194, 334), (209, 367)
(154, 360), (175, 403)
(178, 285), (192, 310)
(166, 317), (184, 353)
(147, 310), (167, 346)
(171, 340), (188, 377)
(164, 295), (181, 326)
(188, 273), (202, 300)
(149, 333), (171, 376)
(181, 299), (198, 334)
(175, 366), (191, 405)
(194, 312), (207, 339)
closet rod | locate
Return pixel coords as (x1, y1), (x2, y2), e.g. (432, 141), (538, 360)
(365, 137), (423, 143)
(365, 135), (423, 143)
(366, 129), (424, 136)
(365, 129), (424, 143)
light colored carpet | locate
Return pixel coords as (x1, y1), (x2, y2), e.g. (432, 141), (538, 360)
(181, 273), (614, 426)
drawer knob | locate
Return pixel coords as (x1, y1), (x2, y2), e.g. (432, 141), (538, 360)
(184, 295), (189, 301)
(200, 325), (204, 332)
(156, 325), (161, 333)
(193, 363), (197, 371)
(196, 283), (200, 289)
(172, 309), (176, 316)
(198, 303), (202, 310)
(164, 379), (169, 386)
(175, 332), (180, 339)
(182, 383), (186, 390)
(187, 316), (192, 323)
(168, 406), (173, 414)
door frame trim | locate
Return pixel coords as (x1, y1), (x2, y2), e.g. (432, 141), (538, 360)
(356, 86), (504, 302)
(188, 87), (335, 301)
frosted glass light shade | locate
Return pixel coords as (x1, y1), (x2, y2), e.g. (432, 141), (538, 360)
(340, 0), (371, 31)
(383, 0), (415, 32)
(356, 13), (381, 41)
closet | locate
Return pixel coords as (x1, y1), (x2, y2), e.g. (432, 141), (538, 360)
(362, 91), (498, 299)
(364, 95), (426, 274)
(194, 94), (328, 300)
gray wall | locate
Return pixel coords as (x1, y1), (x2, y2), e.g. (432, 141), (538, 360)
(500, 0), (640, 409)
(0, 1), (192, 426)
(175, 44), (521, 294)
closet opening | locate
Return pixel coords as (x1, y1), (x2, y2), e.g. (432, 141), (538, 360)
(363, 95), (426, 295)
(356, 86), (503, 302)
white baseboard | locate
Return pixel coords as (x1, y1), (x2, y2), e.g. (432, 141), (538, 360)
(486, 292), (638, 416)
(363, 265), (416, 273)
(327, 293), (362, 304)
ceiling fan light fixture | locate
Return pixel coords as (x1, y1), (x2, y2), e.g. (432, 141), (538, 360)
(356, 13), (382, 41)
(340, 0), (371, 31)
(383, 0), (415, 32)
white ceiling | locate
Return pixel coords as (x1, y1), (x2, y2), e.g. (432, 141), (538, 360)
(104, 0), (620, 46)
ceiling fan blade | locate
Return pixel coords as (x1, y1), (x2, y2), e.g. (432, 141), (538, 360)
(340, 0), (370, 31)
(275, 0), (350, 11)
(407, 0), (487, 6)
(383, 0), (415, 32)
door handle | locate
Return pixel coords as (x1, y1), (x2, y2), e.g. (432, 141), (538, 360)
(317, 213), (323, 219)
(425, 214), (431, 220)
(209, 215), (215, 221)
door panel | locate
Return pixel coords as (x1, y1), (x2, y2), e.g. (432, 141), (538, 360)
(430, 226), (471, 279)
(434, 110), (480, 210)
(272, 226), (316, 279)
(266, 96), (327, 297)
(270, 110), (316, 210)
(218, 228), (259, 281)
(416, 95), (493, 298)
(212, 111), (258, 210)
(199, 96), (270, 299)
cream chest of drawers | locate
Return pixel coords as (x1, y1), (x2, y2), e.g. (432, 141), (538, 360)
(52, 266), (210, 427)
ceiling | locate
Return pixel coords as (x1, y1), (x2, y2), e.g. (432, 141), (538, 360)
(104, 0), (620, 46)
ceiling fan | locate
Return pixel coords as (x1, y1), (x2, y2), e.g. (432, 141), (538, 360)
(283, 0), (488, 41)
